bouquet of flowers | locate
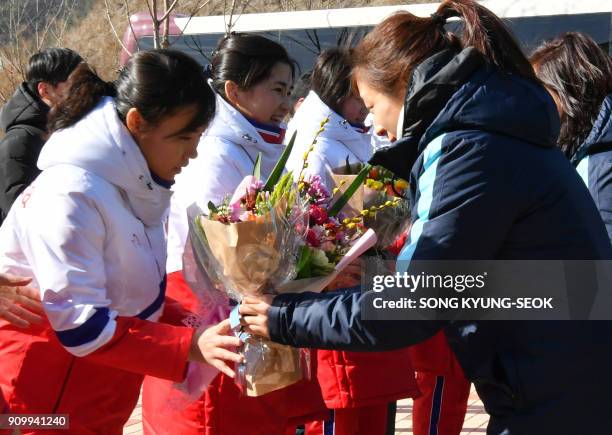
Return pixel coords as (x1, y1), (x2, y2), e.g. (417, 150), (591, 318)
(331, 161), (411, 250)
(188, 120), (377, 396)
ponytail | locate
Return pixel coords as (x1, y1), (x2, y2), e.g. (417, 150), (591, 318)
(435, 0), (535, 79)
(354, 0), (534, 96)
(48, 63), (116, 132)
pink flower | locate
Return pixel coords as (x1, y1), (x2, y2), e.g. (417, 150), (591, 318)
(229, 201), (242, 222)
(309, 204), (328, 226)
(304, 174), (330, 204)
(229, 175), (263, 208)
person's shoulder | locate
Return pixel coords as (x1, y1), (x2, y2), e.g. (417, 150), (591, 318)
(0, 127), (45, 157)
(198, 135), (245, 159)
(35, 165), (117, 205)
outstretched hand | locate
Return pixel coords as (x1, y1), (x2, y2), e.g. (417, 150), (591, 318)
(239, 294), (274, 339)
(0, 273), (43, 328)
(190, 319), (243, 378)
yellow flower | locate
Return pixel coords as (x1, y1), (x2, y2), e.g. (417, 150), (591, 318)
(369, 180), (384, 190)
(343, 218), (351, 225)
(394, 179), (409, 190)
(347, 223), (356, 229)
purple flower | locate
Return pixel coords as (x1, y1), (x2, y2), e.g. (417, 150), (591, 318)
(304, 174), (330, 204)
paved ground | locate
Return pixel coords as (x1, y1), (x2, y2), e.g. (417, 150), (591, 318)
(123, 386), (488, 434)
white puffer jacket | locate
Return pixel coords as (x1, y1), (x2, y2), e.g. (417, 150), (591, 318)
(166, 93), (285, 273)
(285, 91), (373, 188)
(0, 97), (170, 356)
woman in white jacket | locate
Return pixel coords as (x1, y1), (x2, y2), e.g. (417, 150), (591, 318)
(286, 48), (372, 188)
(0, 50), (242, 434)
(142, 34), (327, 435)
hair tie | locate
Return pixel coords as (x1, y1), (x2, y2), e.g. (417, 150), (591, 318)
(430, 12), (447, 27)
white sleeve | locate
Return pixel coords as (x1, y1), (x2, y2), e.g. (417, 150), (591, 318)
(166, 138), (247, 273)
(23, 186), (117, 357)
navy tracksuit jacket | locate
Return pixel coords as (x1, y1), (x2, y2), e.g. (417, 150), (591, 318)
(267, 48), (612, 434)
(572, 94), (612, 243)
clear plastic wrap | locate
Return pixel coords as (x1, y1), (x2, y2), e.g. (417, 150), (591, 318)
(186, 200), (313, 396)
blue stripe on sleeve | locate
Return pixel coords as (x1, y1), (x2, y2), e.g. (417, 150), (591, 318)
(56, 307), (110, 348)
(576, 156), (590, 189)
(137, 274), (167, 320)
(397, 134), (446, 272)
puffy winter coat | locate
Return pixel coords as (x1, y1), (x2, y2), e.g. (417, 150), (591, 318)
(266, 48), (612, 434)
(286, 90), (373, 188)
(0, 97), (193, 434)
(0, 83), (48, 223)
(572, 94), (612, 242)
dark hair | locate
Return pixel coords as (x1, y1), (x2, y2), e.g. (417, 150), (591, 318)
(210, 33), (296, 99)
(289, 72), (312, 115)
(353, 0), (535, 96)
(26, 47), (83, 95)
(531, 32), (612, 158)
(48, 50), (216, 134)
(311, 48), (354, 116)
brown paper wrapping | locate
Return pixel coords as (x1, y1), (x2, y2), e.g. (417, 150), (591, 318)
(244, 340), (304, 396)
(199, 204), (307, 396)
(199, 206), (285, 298)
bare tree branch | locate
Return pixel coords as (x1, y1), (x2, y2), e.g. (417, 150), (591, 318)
(151, 0), (160, 49)
(171, 0), (213, 46)
(105, 0), (132, 56)
(159, 0), (180, 23)
(124, 0), (142, 52)
(144, 0), (156, 22)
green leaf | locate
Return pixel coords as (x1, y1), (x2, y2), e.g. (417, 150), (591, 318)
(328, 163), (371, 217)
(207, 201), (218, 215)
(263, 130), (297, 192)
(295, 245), (313, 279)
(252, 152), (262, 179)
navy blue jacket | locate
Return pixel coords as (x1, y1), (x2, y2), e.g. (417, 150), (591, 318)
(571, 94), (612, 243)
(268, 49), (612, 434)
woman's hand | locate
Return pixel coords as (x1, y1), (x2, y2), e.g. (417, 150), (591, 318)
(0, 273), (43, 328)
(326, 260), (362, 291)
(239, 295), (274, 339)
(190, 319), (243, 378)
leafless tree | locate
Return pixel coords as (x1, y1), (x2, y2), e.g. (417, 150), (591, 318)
(103, 0), (218, 55)
(0, 0), (80, 103)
